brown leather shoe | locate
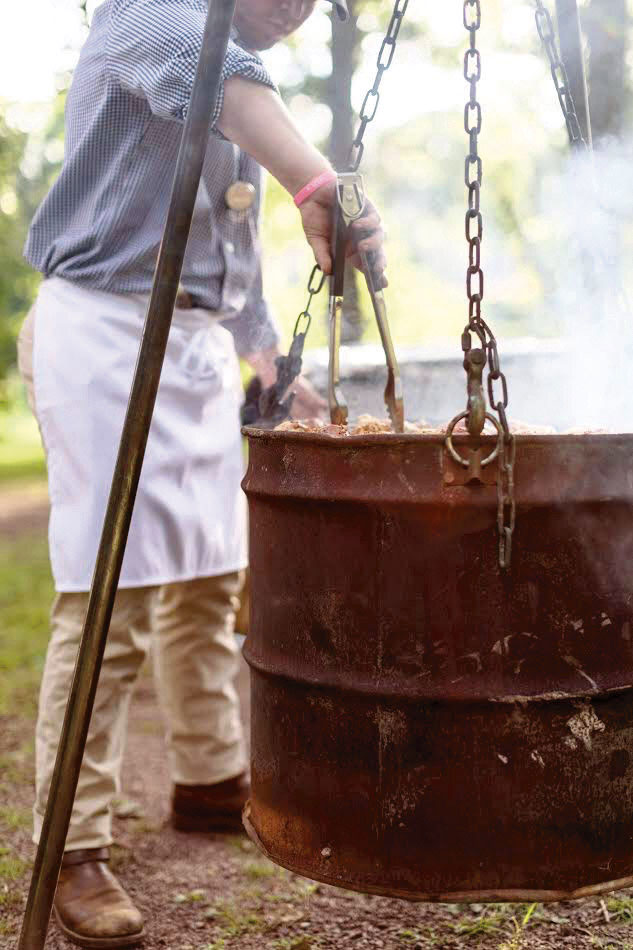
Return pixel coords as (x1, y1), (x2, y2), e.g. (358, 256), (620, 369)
(171, 772), (250, 833)
(53, 848), (144, 949)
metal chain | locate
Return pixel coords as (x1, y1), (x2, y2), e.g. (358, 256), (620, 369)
(460, 0), (516, 570)
(463, 0), (484, 343)
(348, 0), (409, 172)
(497, 434), (516, 571)
(534, 2), (633, 332)
(256, 0), (409, 425)
(293, 262), (327, 344)
(254, 265), (326, 425)
(534, 0), (587, 149)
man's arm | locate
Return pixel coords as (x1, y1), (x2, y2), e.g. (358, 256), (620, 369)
(107, 0), (386, 282)
(106, 0), (276, 127)
(219, 78), (386, 282)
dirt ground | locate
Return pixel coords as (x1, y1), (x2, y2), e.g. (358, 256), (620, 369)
(3, 493), (633, 949)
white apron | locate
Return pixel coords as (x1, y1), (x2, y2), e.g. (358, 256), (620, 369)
(32, 276), (247, 592)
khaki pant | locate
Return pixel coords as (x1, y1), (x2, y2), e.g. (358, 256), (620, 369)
(18, 309), (247, 850)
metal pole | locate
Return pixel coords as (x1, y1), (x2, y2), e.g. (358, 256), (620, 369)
(555, 0), (593, 147)
(18, 0), (236, 945)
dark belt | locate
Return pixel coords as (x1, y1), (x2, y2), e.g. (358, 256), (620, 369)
(175, 285), (205, 310)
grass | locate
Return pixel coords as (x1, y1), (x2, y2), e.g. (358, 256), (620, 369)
(0, 846), (28, 883)
(606, 895), (633, 922)
(498, 903), (538, 950)
(0, 739), (35, 786)
(453, 907), (508, 937)
(0, 804), (31, 830)
(0, 407), (45, 484)
(449, 903), (541, 944)
(0, 534), (53, 716)
(173, 888), (208, 904)
(214, 898), (262, 937)
(272, 937), (315, 949)
(244, 859), (278, 880)
(0, 455), (46, 483)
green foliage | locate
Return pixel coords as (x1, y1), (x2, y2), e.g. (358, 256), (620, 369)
(606, 895), (633, 921)
(273, 937), (316, 949)
(0, 115), (35, 397)
(214, 898), (262, 936)
(0, 396), (46, 482)
(0, 846), (28, 883)
(498, 902), (539, 950)
(0, 92), (65, 401)
(244, 859), (278, 880)
(0, 533), (53, 715)
(453, 907), (508, 937)
(0, 805), (31, 830)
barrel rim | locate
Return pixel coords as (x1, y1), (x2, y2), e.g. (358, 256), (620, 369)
(243, 802), (633, 904)
(242, 427), (631, 448)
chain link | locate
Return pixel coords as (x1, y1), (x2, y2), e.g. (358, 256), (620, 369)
(348, 0), (409, 172)
(534, 0), (587, 149)
(463, 0), (484, 338)
(253, 265), (326, 425)
(497, 435), (516, 569)
(459, 0), (516, 570)
(293, 263), (327, 340)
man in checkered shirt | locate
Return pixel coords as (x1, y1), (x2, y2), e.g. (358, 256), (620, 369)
(19, 1), (386, 945)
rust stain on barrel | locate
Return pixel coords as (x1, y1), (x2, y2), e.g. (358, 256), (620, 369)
(242, 429), (633, 901)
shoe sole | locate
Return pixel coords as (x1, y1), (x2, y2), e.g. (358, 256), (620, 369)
(53, 906), (144, 949)
(170, 812), (245, 834)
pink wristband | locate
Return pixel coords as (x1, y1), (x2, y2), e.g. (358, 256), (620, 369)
(294, 170), (337, 208)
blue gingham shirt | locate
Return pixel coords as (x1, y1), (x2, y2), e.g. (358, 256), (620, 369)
(24, 0), (280, 355)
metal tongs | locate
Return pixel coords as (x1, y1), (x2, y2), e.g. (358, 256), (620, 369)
(327, 173), (404, 432)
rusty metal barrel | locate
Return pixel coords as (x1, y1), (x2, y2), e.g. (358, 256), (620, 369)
(242, 428), (633, 901)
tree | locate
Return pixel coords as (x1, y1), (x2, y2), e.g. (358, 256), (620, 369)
(0, 116), (36, 401)
(584, 0), (631, 141)
(0, 95), (65, 401)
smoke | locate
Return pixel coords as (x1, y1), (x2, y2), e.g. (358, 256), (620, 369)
(530, 137), (633, 432)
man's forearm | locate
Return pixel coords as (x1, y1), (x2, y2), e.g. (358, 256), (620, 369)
(218, 77), (331, 195)
(244, 346), (280, 387)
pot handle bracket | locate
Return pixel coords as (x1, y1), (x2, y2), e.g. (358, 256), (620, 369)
(444, 342), (501, 485)
(444, 411), (502, 487)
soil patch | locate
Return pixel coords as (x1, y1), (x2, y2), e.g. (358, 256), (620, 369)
(0, 480), (49, 539)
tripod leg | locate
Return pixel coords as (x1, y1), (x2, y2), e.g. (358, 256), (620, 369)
(18, 2), (237, 947)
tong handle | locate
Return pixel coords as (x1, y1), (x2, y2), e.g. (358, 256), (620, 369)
(358, 246), (405, 433)
(327, 172), (404, 431)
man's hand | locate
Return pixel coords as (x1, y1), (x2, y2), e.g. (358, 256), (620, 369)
(219, 80), (387, 289)
(298, 185), (388, 289)
(244, 347), (327, 421)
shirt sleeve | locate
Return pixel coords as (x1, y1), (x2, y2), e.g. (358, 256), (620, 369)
(106, 0), (277, 128)
(222, 266), (281, 357)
